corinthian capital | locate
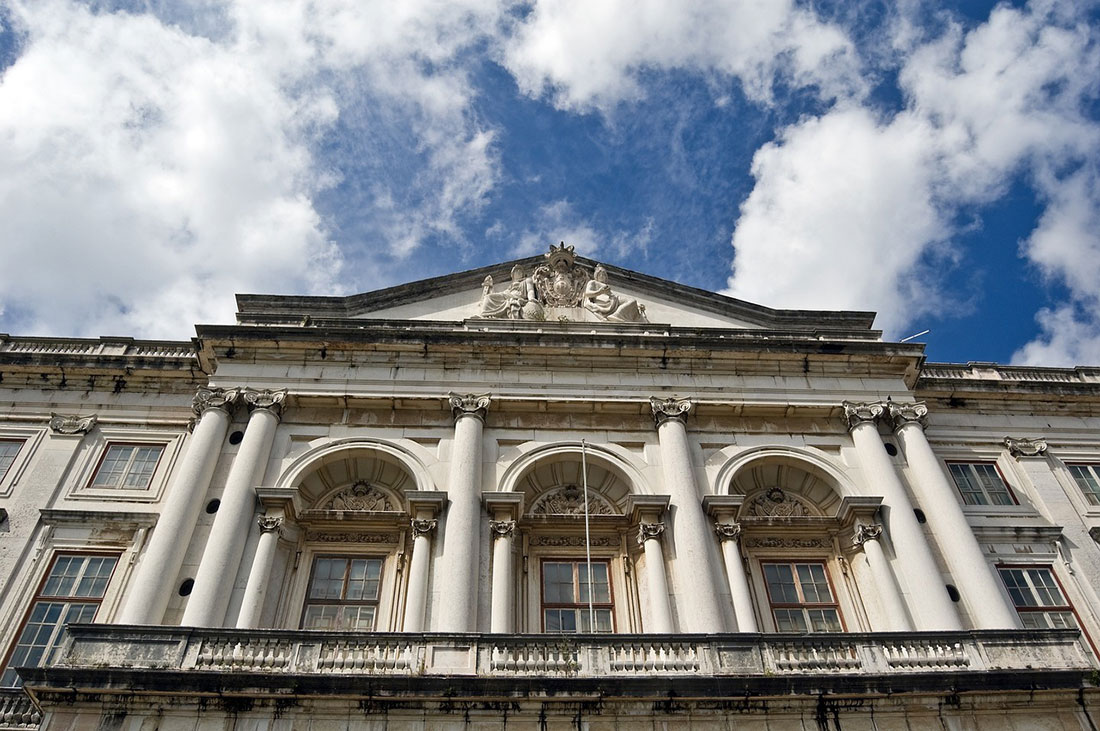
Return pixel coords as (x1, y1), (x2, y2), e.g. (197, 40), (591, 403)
(714, 522), (743, 542)
(888, 401), (928, 431)
(842, 401), (886, 430)
(257, 516), (284, 535)
(448, 392), (491, 422)
(650, 396), (692, 427)
(637, 521), (666, 545)
(242, 388), (288, 418)
(852, 523), (883, 547)
(192, 387), (239, 417)
(489, 519), (516, 538)
(1004, 437), (1048, 458)
(411, 518), (438, 537)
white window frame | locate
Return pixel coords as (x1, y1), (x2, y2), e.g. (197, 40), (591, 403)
(65, 428), (185, 503)
(0, 428), (46, 499)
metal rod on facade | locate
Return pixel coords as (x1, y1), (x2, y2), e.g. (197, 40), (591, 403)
(581, 439), (595, 632)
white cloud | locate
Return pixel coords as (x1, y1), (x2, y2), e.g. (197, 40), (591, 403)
(502, 0), (863, 112)
(725, 0), (1100, 361)
(0, 0), (502, 338)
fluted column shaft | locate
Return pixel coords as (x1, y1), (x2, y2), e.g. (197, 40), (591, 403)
(651, 397), (726, 632)
(436, 393), (489, 632)
(844, 402), (960, 630)
(638, 523), (674, 633)
(182, 389), (285, 627)
(489, 520), (516, 633)
(403, 518), (437, 632)
(853, 523), (912, 631)
(118, 388), (236, 625)
(715, 523), (758, 632)
(892, 403), (1019, 629)
(235, 516), (283, 629)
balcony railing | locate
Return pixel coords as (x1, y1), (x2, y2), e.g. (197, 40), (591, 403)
(41, 624), (1092, 680)
(0, 690), (40, 730)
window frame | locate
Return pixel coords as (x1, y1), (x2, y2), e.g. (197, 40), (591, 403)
(0, 439), (24, 481)
(0, 551), (119, 687)
(86, 442), (166, 491)
(760, 559), (846, 633)
(1067, 464), (1100, 507)
(946, 461), (1019, 506)
(539, 557), (616, 634)
(299, 554), (386, 632)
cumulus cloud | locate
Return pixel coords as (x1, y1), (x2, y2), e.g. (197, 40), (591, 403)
(0, 0), (501, 338)
(502, 0), (863, 112)
(726, 0), (1100, 361)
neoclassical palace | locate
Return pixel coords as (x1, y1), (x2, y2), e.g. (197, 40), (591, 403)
(1, 245), (1100, 728)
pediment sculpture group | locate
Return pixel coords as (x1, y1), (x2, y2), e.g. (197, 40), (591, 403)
(478, 244), (648, 323)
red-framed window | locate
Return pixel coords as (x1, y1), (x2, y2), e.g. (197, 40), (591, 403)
(541, 559), (614, 633)
(762, 560), (844, 633)
(1, 553), (119, 687)
(300, 556), (384, 631)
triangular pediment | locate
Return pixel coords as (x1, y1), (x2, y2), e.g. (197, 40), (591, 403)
(234, 248), (877, 334)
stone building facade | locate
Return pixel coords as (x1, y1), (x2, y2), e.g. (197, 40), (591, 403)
(0, 246), (1099, 728)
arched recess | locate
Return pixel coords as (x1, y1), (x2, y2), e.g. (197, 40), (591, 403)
(714, 445), (857, 514)
(275, 437), (438, 507)
(497, 441), (652, 512)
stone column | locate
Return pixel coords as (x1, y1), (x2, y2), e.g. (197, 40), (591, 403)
(637, 522), (674, 633)
(235, 515), (283, 629)
(118, 387), (237, 625)
(714, 523), (758, 632)
(852, 523), (913, 631)
(890, 402), (1019, 629)
(844, 401), (960, 630)
(650, 397), (725, 632)
(403, 518), (437, 632)
(488, 520), (517, 633)
(435, 393), (490, 632)
(182, 388), (286, 627)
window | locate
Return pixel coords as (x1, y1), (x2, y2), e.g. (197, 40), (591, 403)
(762, 561), (843, 632)
(89, 443), (164, 490)
(999, 566), (1078, 630)
(1068, 464), (1100, 506)
(1, 554), (118, 687)
(301, 556), (383, 631)
(947, 462), (1016, 506)
(0, 440), (22, 480)
(541, 560), (613, 633)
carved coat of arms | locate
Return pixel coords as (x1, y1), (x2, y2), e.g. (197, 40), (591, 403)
(532, 244), (589, 307)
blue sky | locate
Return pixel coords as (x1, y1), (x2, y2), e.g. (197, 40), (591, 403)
(0, 0), (1098, 366)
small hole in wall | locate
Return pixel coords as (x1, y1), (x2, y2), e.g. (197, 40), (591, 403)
(884, 442), (898, 456)
(205, 499), (220, 514)
(228, 431), (244, 445)
(914, 508), (927, 524)
(178, 579), (194, 596)
(946, 584), (961, 602)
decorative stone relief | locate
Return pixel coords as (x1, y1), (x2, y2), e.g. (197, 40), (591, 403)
(489, 520), (516, 538)
(714, 522), (743, 542)
(650, 396), (692, 427)
(852, 523), (883, 547)
(1004, 437), (1048, 458)
(744, 536), (830, 549)
(257, 516), (284, 535)
(529, 485), (617, 516)
(746, 488), (809, 518)
(304, 531), (398, 544)
(888, 401), (929, 431)
(842, 401), (885, 430)
(242, 388), (288, 417)
(49, 413), (97, 435)
(476, 244), (647, 323)
(528, 535), (617, 547)
(637, 522), (665, 545)
(320, 481), (396, 512)
(448, 392), (491, 422)
(410, 519), (438, 537)
(193, 387), (239, 416)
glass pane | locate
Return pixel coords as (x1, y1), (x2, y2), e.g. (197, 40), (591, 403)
(764, 564), (799, 604)
(0, 440), (21, 478)
(974, 464), (1013, 505)
(542, 562), (575, 604)
(796, 563), (832, 604)
(122, 447), (162, 488)
(346, 559), (382, 601)
(92, 446), (132, 488)
(578, 562), (610, 603)
(773, 609), (807, 633)
(949, 464), (984, 505)
(309, 558), (348, 599)
(807, 608), (843, 632)
(578, 608), (613, 633)
(1000, 569), (1032, 606)
(74, 557), (117, 598)
(1026, 568), (1065, 607)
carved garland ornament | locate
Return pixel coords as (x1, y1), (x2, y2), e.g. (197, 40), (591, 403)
(304, 531), (397, 544)
(744, 536), (830, 549)
(528, 535), (617, 547)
